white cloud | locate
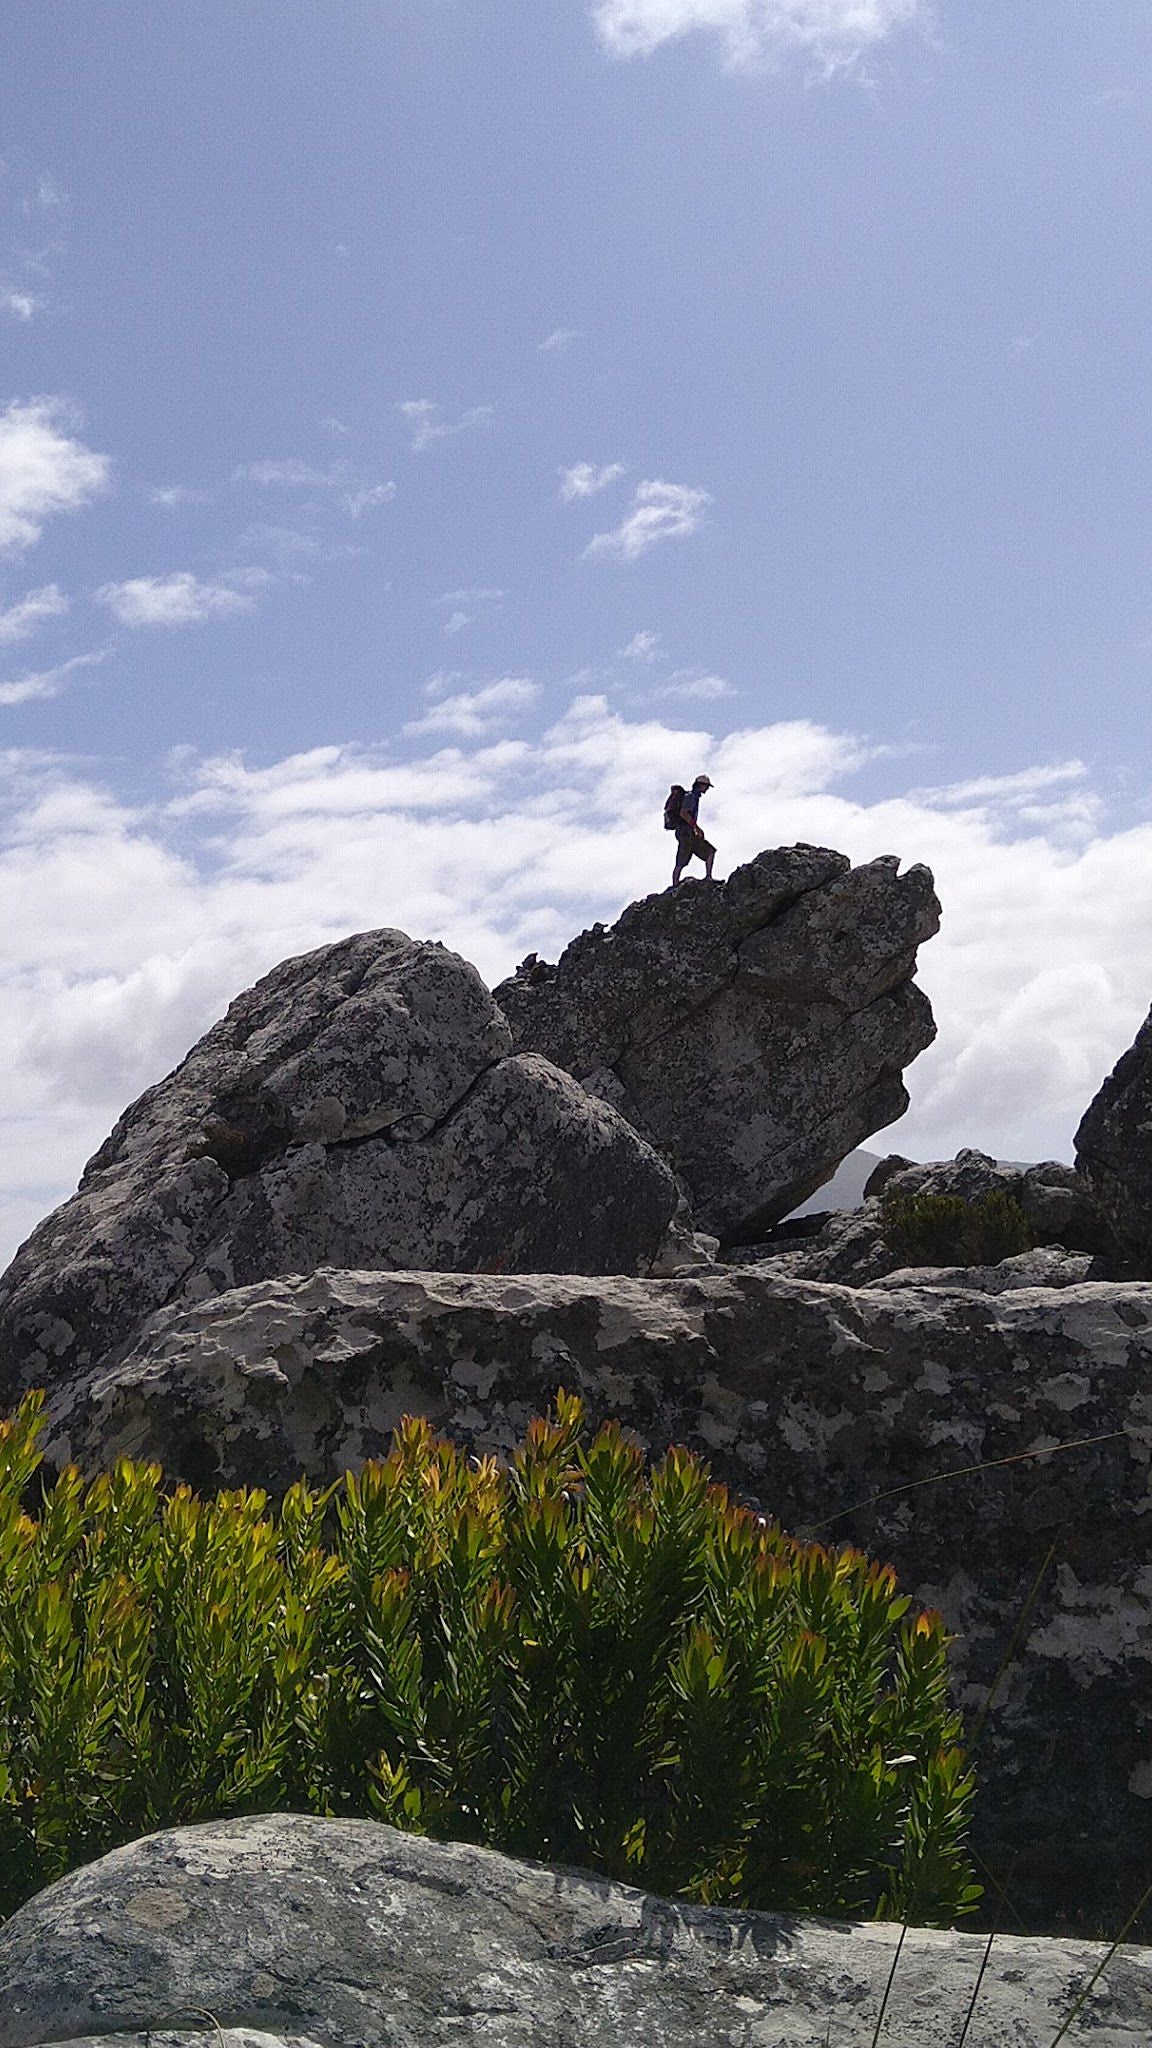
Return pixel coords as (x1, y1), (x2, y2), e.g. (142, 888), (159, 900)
(233, 459), (331, 488)
(585, 478), (711, 560)
(659, 670), (734, 700)
(25, 174), (67, 212)
(0, 647), (107, 707)
(404, 677), (541, 737)
(342, 482), (396, 517)
(148, 485), (207, 508)
(0, 401), (108, 553)
(235, 523), (358, 568)
(397, 399), (493, 453)
(621, 629), (662, 661)
(97, 572), (262, 628)
(0, 582), (67, 641)
(539, 328), (582, 352)
(560, 461), (626, 501)
(2, 291), (41, 322)
(590, 0), (923, 71)
(233, 461), (395, 517)
(911, 762), (1087, 810)
(7, 702), (1152, 1269)
(435, 587), (504, 636)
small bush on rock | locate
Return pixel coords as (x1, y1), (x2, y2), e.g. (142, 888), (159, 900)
(0, 1391), (978, 1924)
(882, 1188), (1034, 1268)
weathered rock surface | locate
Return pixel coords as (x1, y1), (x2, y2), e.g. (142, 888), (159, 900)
(0, 932), (679, 1405)
(869, 1148), (1117, 1254)
(1077, 1007), (1152, 1270)
(873, 1244), (1103, 1291)
(3, 1814), (1150, 2048)
(43, 1260), (1152, 1940)
(740, 1149), (1117, 1287)
(495, 846), (939, 1239)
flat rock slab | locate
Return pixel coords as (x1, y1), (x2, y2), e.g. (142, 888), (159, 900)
(43, 1262), (1152, 1938)
(2, 1814), (1150, 2048)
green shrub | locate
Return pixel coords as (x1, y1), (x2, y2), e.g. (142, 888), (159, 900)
(0, 1390), (978, 1924)
(882, 1188), (1034, 1268)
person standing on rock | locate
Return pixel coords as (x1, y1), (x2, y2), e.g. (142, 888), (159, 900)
(669, 774), (716, 885)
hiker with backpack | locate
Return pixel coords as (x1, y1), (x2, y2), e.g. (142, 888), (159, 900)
(663, 774), (716, 885)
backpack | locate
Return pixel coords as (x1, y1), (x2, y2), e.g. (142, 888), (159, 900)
(663, 784), (685, 831)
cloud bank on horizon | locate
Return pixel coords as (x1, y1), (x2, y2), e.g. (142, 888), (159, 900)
(1, 696), (1146, 1267)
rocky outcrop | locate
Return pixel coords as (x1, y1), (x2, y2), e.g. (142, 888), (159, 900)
(2, 1814), (1150, 2048)
(42, 1260), (1152, 1939)
(868, 1149), (1116, 1253)
(0, 932), (680, 1405)
(738, 1149), (1117, 1287)
(495, 846), (939, 1240)
(1076, 1008), (1152, 1270)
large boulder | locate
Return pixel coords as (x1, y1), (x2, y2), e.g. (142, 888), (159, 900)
(1076, 1008), (1152, 1269)
(0, 931), (679, 1404)
(495, 846), (939, 1240)
(1, 1813), (1150, 2048)
(44, 1261), (1152, 1940)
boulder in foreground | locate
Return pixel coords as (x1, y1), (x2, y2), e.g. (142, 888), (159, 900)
(1, 1813), (1150, 2048)
(0, 931), (679, 1404)
(496, 845), (939, 1239)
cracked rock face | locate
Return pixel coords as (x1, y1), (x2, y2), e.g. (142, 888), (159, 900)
(2, 1814), (1150, 2048)
(0, 931), (679, 1404)
(1076, 1007), (1152, 1271)
(45, 1261), (1152, 1937)
(495, 845), (940, 1239)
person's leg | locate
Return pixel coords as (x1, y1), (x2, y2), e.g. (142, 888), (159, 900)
(700, 835), (716, 880)
(673, 828), (693, 884)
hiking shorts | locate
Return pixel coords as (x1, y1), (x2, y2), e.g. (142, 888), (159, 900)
(676, 825), (714, 863)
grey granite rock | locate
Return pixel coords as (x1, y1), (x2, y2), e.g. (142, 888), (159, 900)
(872, 1148), (1115, 1256)
(0, 932), (679, 1404)
(729, 1204), (896, 1284)
(1077, 1009), (1152, 1270)
(43, 1260), (1152, 1939)
(872, 1244), (1101, 1291)
(495, 846), (939, 1239)
(2, 1814), (1150, 2048)
(740, 1148), (1116, 1286)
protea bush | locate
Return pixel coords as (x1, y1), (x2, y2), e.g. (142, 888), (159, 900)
(0, 1389), (978, 1923)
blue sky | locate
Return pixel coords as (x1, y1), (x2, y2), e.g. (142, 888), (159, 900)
(3, 0), (1152, 1259)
